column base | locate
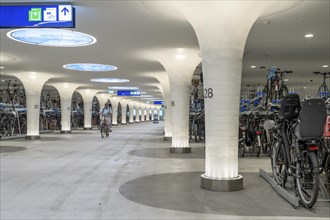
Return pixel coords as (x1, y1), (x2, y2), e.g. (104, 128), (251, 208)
(112, 124), (118, 126)
(163, 136), (172, 141)
(129, 122), (134, 124)
(60, 130), (71, 134)
(83, 127), (92, 130)
(121, 123), (127, 125)
(25, 135), (40, 140)
(201, 174), (243, 192)
(169, 147), (191, 153)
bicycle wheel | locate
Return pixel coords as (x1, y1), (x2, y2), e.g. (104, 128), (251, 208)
(295, 151), (320, 209)
(194, 124), (198, 143)
(100, 124), (105, 138)
(324, 154), (330, 196)
(279, 85), (289, 99)
(271, 140), (287, 186)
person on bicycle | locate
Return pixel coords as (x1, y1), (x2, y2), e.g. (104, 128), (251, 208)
(99, 103), (112, 137)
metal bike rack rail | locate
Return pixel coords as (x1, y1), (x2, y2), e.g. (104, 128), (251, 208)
(259, 169), (299, 208)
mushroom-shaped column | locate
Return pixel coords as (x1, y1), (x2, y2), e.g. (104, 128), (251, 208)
(77, 89), (98, 130)
(149, 49), (200, 153)
(151, 106), (155, 121)
(50, 83), (80, 134)
(161, 1), (302, 191)
(96, 93), (111, 110)
(128, 101), (135, 124)
(120, 99), (128, 125)
(5, 72), (52, 139)
(109, 96), (120, 126)
(135, 103), (141, 123)
(140, 104), (146, 122)
(145, 104), (150, 122)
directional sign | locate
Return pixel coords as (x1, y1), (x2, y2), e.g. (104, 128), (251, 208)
(0, 4), (75, 28)
(117, 90), (141, 97)
(154, 101), (164, 105)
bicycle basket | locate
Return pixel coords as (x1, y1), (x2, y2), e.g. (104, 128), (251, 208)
(296, 99), (326, 139)
(278, 94), (301, 120)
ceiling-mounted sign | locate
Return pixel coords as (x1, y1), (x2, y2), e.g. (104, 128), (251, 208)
(154, 101), (164, 105)
(117, 90), (141, 97)
(0, 4), (74, 28)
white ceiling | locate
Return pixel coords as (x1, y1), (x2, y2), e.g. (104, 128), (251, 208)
(0, 0), (329, 100)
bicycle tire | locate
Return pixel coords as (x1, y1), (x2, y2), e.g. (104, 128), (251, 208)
(295, 151), (320, 209)
(271, 140), (287, 186)
(100, 124), (105, 138)
(279, 85), (289, 99)
(324, 154), (330, 196)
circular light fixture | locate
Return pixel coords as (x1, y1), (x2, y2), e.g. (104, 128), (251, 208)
(64, 63), (117, 72)
(250, 65), (256, 68)
(108, 86), (139, 90)
(322, 65), (329, 68)
(7, 28), (96, 47)
(304, 33), (314, 38)
(90, 78), (128, 83)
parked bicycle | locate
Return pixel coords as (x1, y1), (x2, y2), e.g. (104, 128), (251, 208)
(270, 94), (326, 209)
(314, 71), (330, 98)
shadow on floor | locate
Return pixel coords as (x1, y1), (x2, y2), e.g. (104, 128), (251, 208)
(0, 146), (26, 153)
(119, 172), (329, 217)
(128, 147), (205, 159)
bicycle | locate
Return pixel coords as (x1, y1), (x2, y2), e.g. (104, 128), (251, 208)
(271, 94), (326, 209)
(314, 71), (330, 98)
(98, 115), (111, 138)
(0, 80), (26, 108)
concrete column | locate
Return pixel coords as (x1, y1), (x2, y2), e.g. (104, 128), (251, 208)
(110, 96), (120, 126)
(163, 90), (172, 141)
(135, 104), (140, 123)
(77, 89), (98, 130)
(141, 104), (145, 122)
(151, 106), (155, 121)
(146, 105), (150, 121)
(129, 101), (134, 123)
(145, 49), (200, 153)
(153, 1), (302, 191)
(96, 93), (111, 109)
(4, 72), (52, 139)
(121, 100), (127, 125)
(50, 83), (80, 134)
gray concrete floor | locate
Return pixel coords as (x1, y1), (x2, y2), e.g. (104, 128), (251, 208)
(0, 122), (329, 220)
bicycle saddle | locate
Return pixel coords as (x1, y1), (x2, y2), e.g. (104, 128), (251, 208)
(278, 93), (301, 120)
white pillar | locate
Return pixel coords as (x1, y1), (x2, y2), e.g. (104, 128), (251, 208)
(163, 89), (172, 140)
(145, 49), (200, 153)
(50, 83), (80, 134)
(135, 103), (140, 123)
(141, 104), (145, 122)
(151, 106), (155, 121)
(121, 100), (127, 125)
(110, 96), (120, 126)
(77, 89), (98, 130)
(129, 101), (134, 123)
(4, 72), (52, 139)
(157, 0), (302, 191)
(146, 105), (150, 121)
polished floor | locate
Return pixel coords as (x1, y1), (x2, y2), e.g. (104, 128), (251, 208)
(0, 122), (329, 220)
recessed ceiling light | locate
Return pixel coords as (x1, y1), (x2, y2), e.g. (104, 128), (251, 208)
(7, 28), (96, 47)
(64, 63), (117, 72)
(90, 78), (128, 83)
(284, 79), (289, 82)
(250, 65), (256, 68)
(303, 87), (307, 89)
(108, 86), (139, 90)
(108, 90), (115, 94)
(322, 65), (329, 68)
(304, 33), (314, 38)
(141, 97), (159, 100)
(175, 54), (186, 60)
(0, 67), (4, 69)
(263, 21), (271, 25)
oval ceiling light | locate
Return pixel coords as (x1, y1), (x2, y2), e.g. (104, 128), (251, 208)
(90, 78), (128, 83)
(7, 28), (96, 47)
(108, 86), (139, 90)
(250, 65), (256, 68)
(322, 65), (329, 68)
(304, 33), (314, 38)
(64, 63), (117, 71)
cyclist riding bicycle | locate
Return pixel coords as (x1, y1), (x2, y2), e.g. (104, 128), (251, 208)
(99, 103), (112, 137)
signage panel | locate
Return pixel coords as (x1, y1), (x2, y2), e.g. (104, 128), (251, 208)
(0, 4), (74, 28)
(154, 101), (164, 105)
(117, 90), (141, 96)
